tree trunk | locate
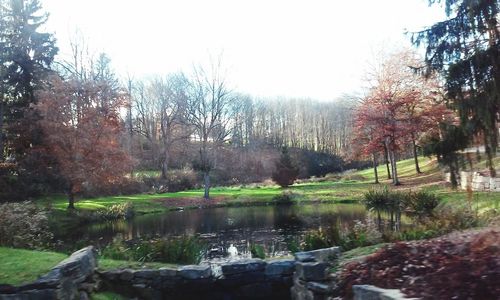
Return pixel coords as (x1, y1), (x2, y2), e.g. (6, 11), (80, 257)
(389, 149), (400, 185)
(0, 98), (4, 162)
(67, 184), (75, 209)
(372, 153), (379, 184)
(484, 134), (496, 177)
(161, 147), (169, 180)
(412, 138), (422, 174)
(383, 143), (391, 179)
(448, 157), (458, 189)
(203, 171), (210, 200)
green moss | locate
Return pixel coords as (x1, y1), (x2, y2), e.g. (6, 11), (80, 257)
(0, 247), (68, 285)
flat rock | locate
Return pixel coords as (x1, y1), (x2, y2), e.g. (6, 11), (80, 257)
(119, 270), (134, 281)
(294, 247), (341, 263)
(221, 259), (267, 276)
(134, 270), (160, 279)
(265, 259), (295, 276)
(306, 281), (331, 294)
(159, 267), (178, 278)
(179, 265), (211, 280)
(353, 285), (416, 300)
(295, 262), (328, 281)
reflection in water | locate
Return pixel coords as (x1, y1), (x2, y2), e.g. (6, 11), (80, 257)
(56, 203), (366, 260)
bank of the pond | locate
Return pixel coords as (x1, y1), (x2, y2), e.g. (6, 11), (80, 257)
(39, 157), (438, 214)
(41, 156), (499, 227)
(40, 181), (369, 216)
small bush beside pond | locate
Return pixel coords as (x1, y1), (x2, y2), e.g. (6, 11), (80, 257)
(250, 243), (266, 259)
(0, 201), (53, 249)
(94, 202), (135, 221)
(272, 191), (295, 204)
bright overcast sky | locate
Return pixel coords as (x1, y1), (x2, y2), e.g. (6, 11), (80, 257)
(40, 0), (446, 101)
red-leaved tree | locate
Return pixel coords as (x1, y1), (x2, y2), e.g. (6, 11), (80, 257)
(353, 50), (451, 184)
(36, 76), (133, 209)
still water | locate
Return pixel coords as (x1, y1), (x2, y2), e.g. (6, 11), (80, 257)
(58, 203), (367, 261)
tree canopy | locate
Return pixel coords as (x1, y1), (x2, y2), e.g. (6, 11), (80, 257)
(412, 0), (499, 176)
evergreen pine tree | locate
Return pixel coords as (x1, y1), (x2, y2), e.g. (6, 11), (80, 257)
(272, 147), (299, 188)
(412, 0), (499, 177)
(0, 0), (58, 161)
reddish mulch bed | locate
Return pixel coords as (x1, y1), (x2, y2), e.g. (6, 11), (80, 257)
(154, 196), (230, 208)
(337, 228), (500, 299)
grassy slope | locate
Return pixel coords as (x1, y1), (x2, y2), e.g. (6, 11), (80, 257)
(40, 155), (499, 214)
(0, 247), (67, 285)
(0, 246), (175, 286)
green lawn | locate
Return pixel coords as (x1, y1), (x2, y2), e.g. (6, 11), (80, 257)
(0, 246), (176, 286)
(0, 247), (68, 285)
(39, 155), (499, 216)
(39, 181), (372, 214)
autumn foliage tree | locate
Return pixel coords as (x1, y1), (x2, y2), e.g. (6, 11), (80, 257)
(36, 76), (132, 209)
(353, 50), (450, 185)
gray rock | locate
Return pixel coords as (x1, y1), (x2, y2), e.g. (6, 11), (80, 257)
(0, 289), (59, 300)
(79, 290), (89, 300)
(294, 251), (316, 262)
(49, 246), (97, 283)
(294, 247), (341, 263)
(99, 270), (121, 281)
(119, 269), (135, 281)
(353, 285), (416, 300)
(221, 259), (267, 276)
(159, 267), (178, 278)
(291, 284), (315, 300)
(265, 259), (295, 276)
(295, 262), (328, 281)
(134, 269), (160, 279)
(179, 265), (211, 280)
(306, 281), (331, 294)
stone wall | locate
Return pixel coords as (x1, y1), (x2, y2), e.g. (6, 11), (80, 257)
(0, 245), (414, 299)
(291, 247), (340, 300)
(99, 258), (295, 300)
(0, 246), (98, 300)
(445, 171), (500, 192)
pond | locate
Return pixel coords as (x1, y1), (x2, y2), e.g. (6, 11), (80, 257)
(56, 203), (367, 262)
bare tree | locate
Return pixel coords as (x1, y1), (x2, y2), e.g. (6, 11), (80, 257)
(151, 73), (191, 179)
(186, 59), (232, 199)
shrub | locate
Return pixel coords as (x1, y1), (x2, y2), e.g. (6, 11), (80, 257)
(95, 202), (135, 221)
(152, 236), (205, 264)
(272, 191), (295, 204)
(403, 191), (441, 219)
(302, 229), (331, 251)
(250, 243), (266, 259)
(164, 168), (197, 192)
(142, 168), (197, 193)
(427, 204), (481, 233)
(0, 201), (53, 249)
(101, 235), (206, 265)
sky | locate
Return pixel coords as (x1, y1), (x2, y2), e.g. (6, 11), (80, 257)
(40, 0), (446, 101)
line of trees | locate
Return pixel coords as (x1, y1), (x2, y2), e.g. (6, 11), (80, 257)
(352, 49), (451, 185)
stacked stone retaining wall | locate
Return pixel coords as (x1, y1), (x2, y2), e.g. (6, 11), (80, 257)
(0, 246), (414, 299)
(0, 247), (98, 300)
